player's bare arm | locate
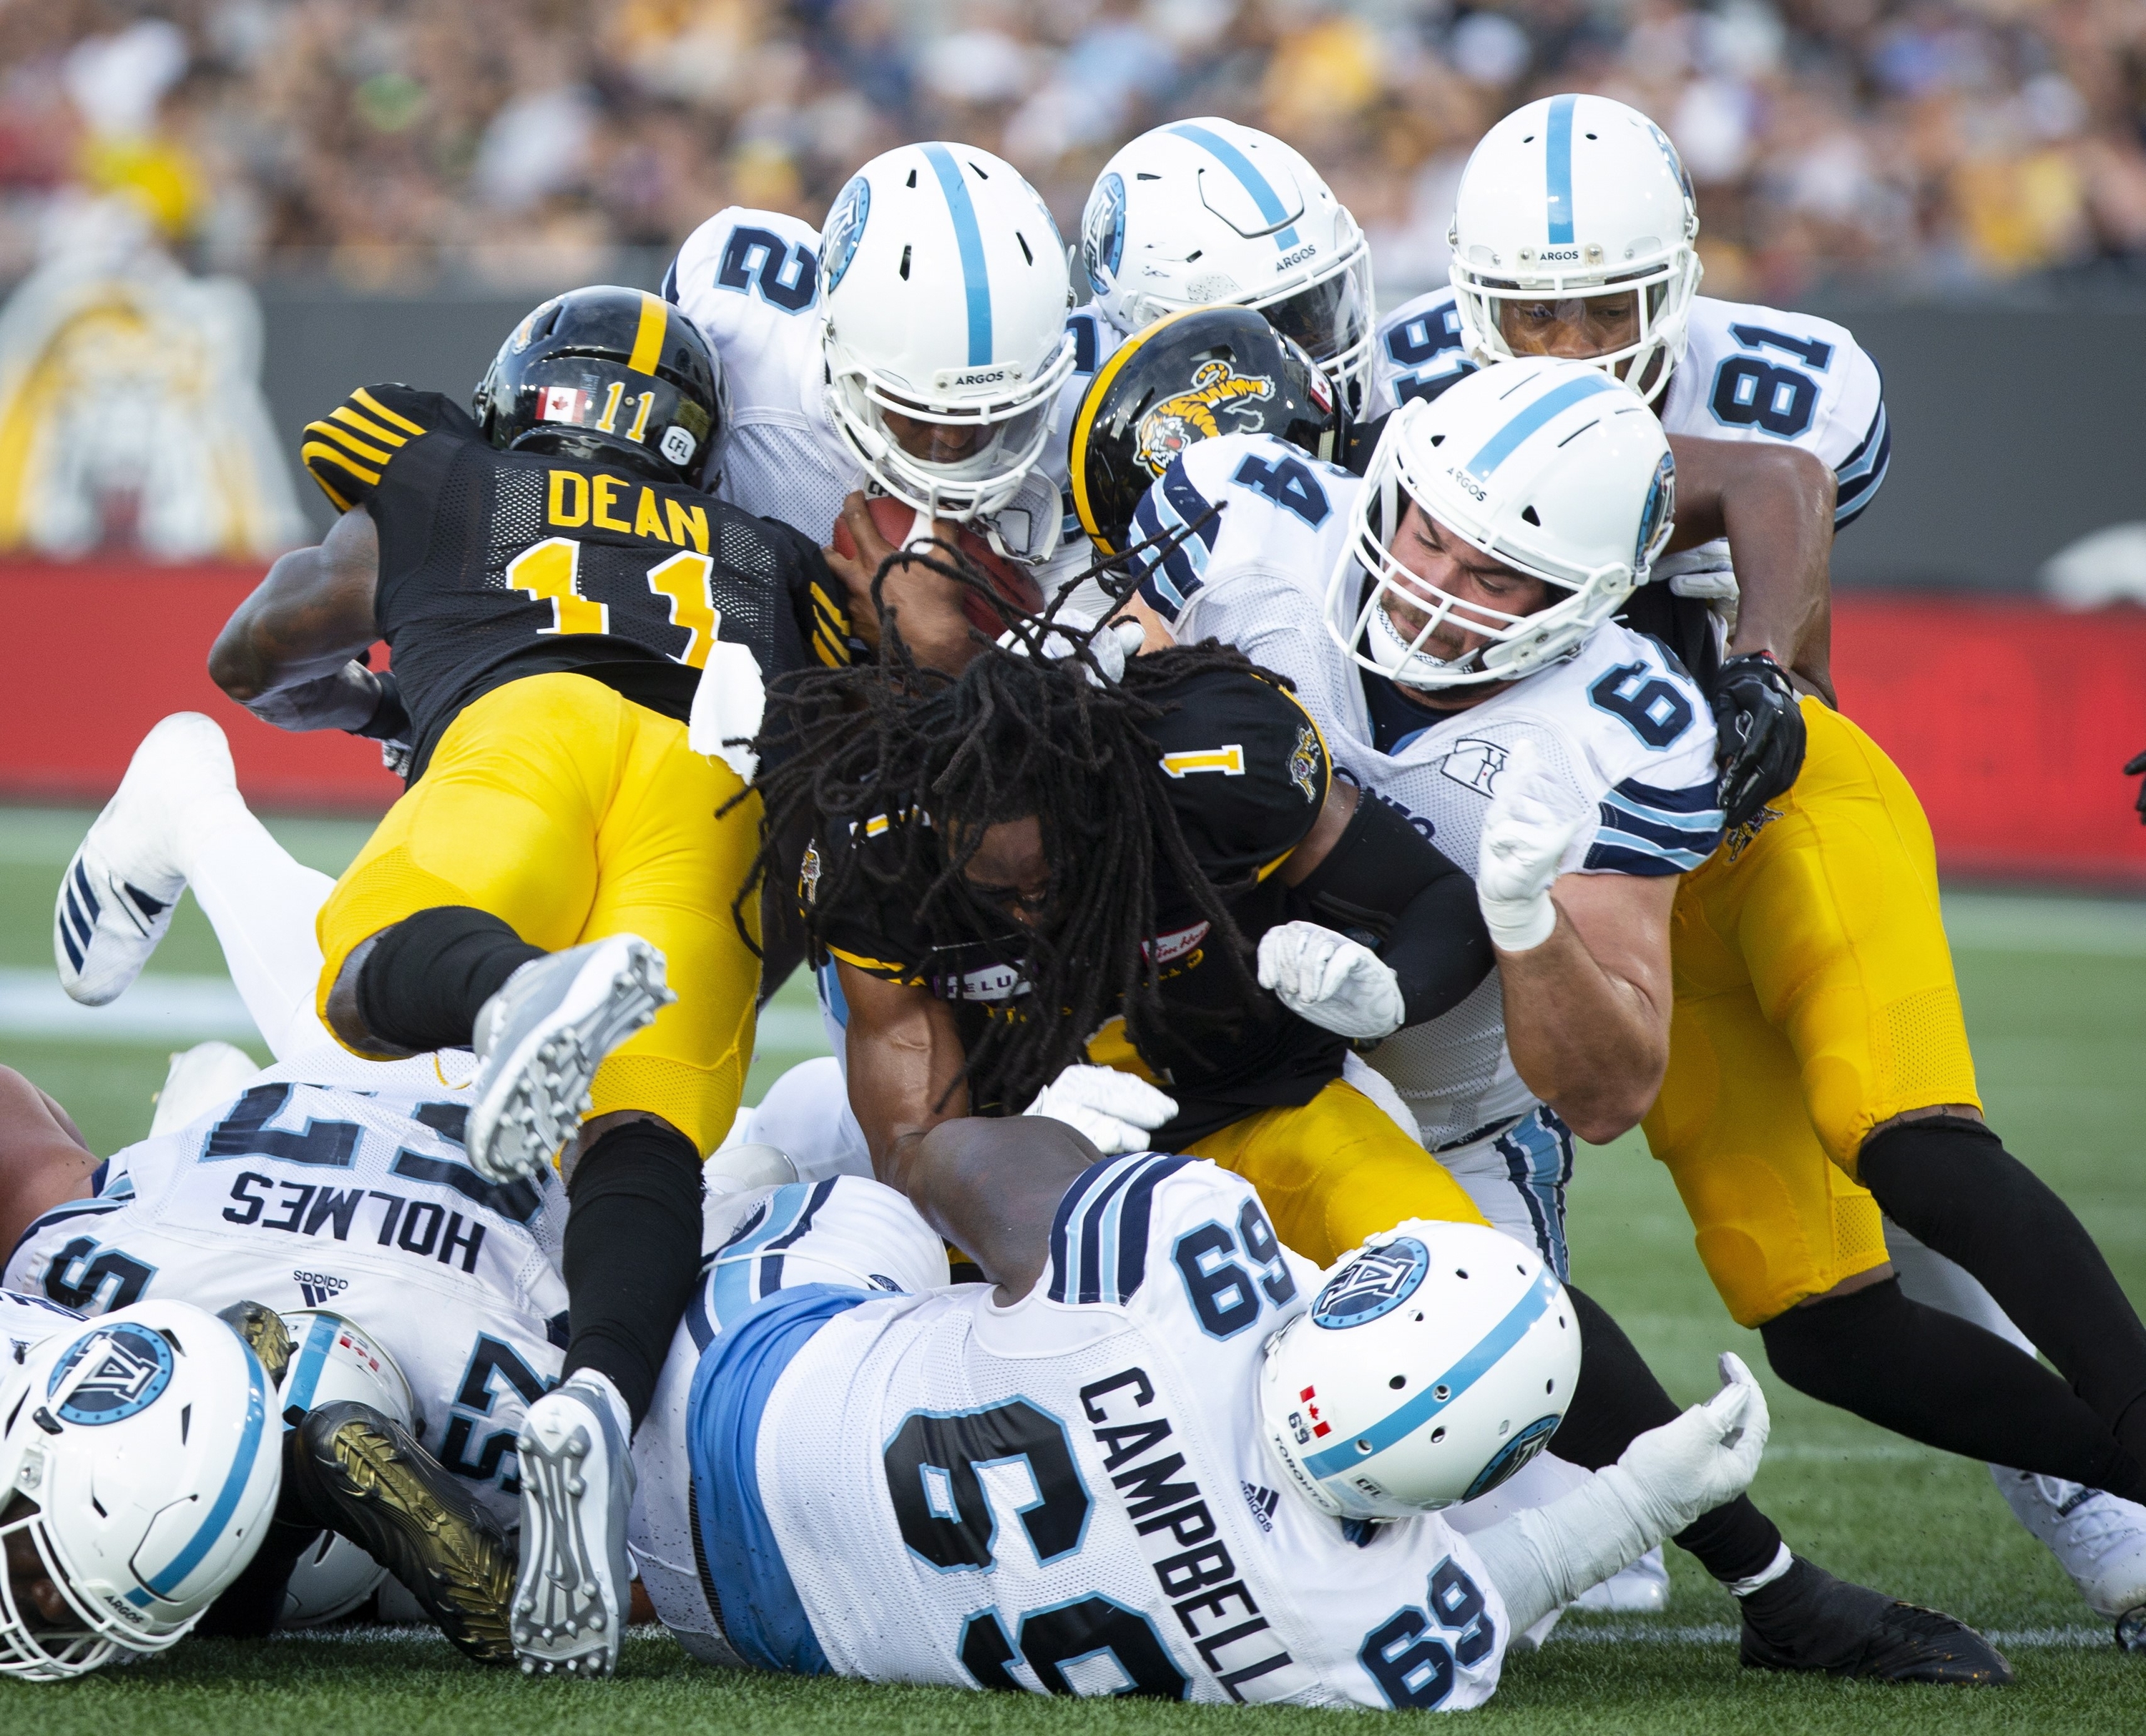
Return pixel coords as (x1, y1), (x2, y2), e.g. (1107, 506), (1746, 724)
(838, 959), (971, 1185)
(0, 1064), (96, 1257)
(900, 1114), (1099, 1302)
(1496, 871), (1677, 1144)
(208, 505), (388, 730)
(1667, 435), (1838, 705)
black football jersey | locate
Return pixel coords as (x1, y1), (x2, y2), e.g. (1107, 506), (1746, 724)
(813, 664), (1346, 1144)
(301, 383), (850, 779)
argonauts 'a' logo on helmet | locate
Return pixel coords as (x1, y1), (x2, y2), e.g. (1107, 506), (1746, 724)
(821, 175), (871, 295)
(49, 1322), (176, 1425)
(1635, 449), (1676, 571)
(1082, 172), (1127, 295)
(1462, 1411), (1562, 1499)
(1312, 1235), (1431, 1328)
(1644, 120), (1697, 210)
(1133, 359), (1274, 476)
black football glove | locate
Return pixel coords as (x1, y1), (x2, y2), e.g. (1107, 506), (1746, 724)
(1712, 652), (1806, 829)
(2126, 751), (2146, 825)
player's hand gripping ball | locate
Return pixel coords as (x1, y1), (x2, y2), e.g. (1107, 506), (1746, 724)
(828, 494), (1044, 637)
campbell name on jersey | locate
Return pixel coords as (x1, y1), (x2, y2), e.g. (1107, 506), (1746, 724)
(705, 1162), (1508, 1709)
(300, 378), (838, 780)
(3, 1079), (569, 1524)
(666, 207), (1101, 587)
(1133, 434), (1722, 1145)
(1366, 289), (1891, 545)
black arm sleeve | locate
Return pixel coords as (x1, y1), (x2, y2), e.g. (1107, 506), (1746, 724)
(1290, 789), (1494, 1025)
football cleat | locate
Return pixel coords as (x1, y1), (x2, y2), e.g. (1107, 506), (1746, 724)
(1994, 1467), (2146, 1632)
(465, 936), (674, 1183)
(1572, 1544), (1671, 1613)
(286, 1399), (516, 1662)
(55, 712), (235, 1005)
(512, 1380), (635, 1677)
(1738, 1556), (2012, 1683)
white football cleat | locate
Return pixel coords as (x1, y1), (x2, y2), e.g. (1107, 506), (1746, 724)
(464, 936), (675, 1183)
(1572, 1544), (1672, 1613)
(705, 1142), (799, 1195)
(55, 712), (235, 1005)
(1994, 1466), (2146, 1637)
(150, 1040), (261, 1136)
(513, 1379), (636, 1676)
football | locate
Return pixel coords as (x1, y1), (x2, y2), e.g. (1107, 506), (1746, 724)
(830, 493), (1044, 634)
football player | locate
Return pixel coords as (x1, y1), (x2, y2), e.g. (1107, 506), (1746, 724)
(197, 286), (833, 1673)
(1368, 95), (2146, 1641)
(0, 1294), (285, 1679)
(745, 589), (1506, 1267)
(665, 141), (1096, 634)
(1092, 345), (2006, 1678)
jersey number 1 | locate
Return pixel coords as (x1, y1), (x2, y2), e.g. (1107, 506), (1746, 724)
(506, 539), (722, 667)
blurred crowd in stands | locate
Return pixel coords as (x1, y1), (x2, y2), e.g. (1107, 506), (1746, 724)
(4, 0), (2146, 303)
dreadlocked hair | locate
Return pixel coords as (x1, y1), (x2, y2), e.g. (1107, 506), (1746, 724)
(741, 519), (1277, 1114)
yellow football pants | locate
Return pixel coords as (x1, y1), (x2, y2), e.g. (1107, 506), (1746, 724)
(315, 672), (761, 1155)
(1087, 1021), (1486, 1265)
(1642, 699), (1982, 1326)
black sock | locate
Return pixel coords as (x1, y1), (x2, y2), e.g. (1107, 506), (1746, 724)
(1551, 1285), (1787, 1584)
(356, 907), (544, 1053)
(559, 1119), (703, 1429)
(1759, 1275), (2146, 1501)
(1861, 1117), (2146, 1461)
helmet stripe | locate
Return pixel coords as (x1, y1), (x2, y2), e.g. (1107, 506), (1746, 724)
(919, 143), (994, 367)
(626, 293), (667, 376)
(1300, 1262), (1560, 1480)
(127, 1347), (270, 1605)
(280, 1310), (339, 1417)
(1166, 122), (1301, 250)
(1544, 94), (1577, 244)
(1464, 373), (1619, 481)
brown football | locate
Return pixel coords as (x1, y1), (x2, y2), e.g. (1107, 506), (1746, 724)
(831, 494), (1044, 634)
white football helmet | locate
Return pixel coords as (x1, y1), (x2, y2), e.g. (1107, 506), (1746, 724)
(1081, 118), (1375, 412)
(1449, 94), (1702, 404)
(1326, 356), (1675, 690)
(1260, 1221), (1581, 1521)
(0, 1300), (282, 1679)
(819, 142), (1076, 531)
(273, 1310), (416, 1627)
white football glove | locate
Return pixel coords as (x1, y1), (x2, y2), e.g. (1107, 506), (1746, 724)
(1475, 738), (1591, 953)
(996, 611), (1145, 686)
(1021, 1064), (1178, 1154)
(1613, 1353), (1771, 1536)
(1256, 921), (1406, 1040)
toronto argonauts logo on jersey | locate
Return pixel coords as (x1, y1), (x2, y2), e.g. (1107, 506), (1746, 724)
(1135, 361), (1274, 478)
(49, 1322), (175, 1424)
(1312, 1236), (1431, 1328)
(1082, 171), (1127, 293)
(1440, 738), (1508, 796)
(821, 175), (871, 293)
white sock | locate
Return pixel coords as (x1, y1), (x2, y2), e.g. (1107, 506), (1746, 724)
(183, 803), (338, 1062)
(1726, 1542), (1795, 1597)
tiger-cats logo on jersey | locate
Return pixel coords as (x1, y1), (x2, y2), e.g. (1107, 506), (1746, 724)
(1288, 724), (1321, 803)
(1134, 360), (1275, 477)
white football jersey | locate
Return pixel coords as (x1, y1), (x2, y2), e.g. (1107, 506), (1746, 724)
(2, 1077), (569, 1526)
(1133, 434), (1722, 1146)
(665, 207), (1092, 585)
(655, 1159), (1510, 1709)
(1366, 290), (1892, 562)
(0, 1288), (81, 1365)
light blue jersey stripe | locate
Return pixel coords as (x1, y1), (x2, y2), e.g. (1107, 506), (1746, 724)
(920, 143), (992, 366)
(1167, 122), (1300, 249)
(1544, 94), (1577, 244)
(129, 1350), (269, 1604)
(1303, 1264), (1561, 1478)
(1466, 373), (1618, 480)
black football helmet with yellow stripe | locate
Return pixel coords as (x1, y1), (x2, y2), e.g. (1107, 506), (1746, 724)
(1069, 304), (1347, 556)
(471, 285), (727, 488)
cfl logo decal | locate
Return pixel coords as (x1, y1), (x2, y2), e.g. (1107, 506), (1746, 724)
(294, 1270), (348, 1308)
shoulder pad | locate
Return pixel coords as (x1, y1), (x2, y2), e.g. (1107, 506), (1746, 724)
(300, 383), (459, 513)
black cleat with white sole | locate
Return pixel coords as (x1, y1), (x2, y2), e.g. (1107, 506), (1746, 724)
(286, 1400), (518, 1663)
(1739, 1557), (2013, 1683)
(513, 1379), (635, 1677)
(466, 935), (674, 1184)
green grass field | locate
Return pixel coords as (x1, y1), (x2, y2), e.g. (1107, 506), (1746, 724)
(3, 808), (2144, 1730)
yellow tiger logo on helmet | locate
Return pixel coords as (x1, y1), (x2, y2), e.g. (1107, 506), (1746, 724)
(1133, 360), (1275, 477)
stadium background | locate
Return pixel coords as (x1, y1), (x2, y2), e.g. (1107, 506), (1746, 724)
(0, 2), (2143, 1729)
